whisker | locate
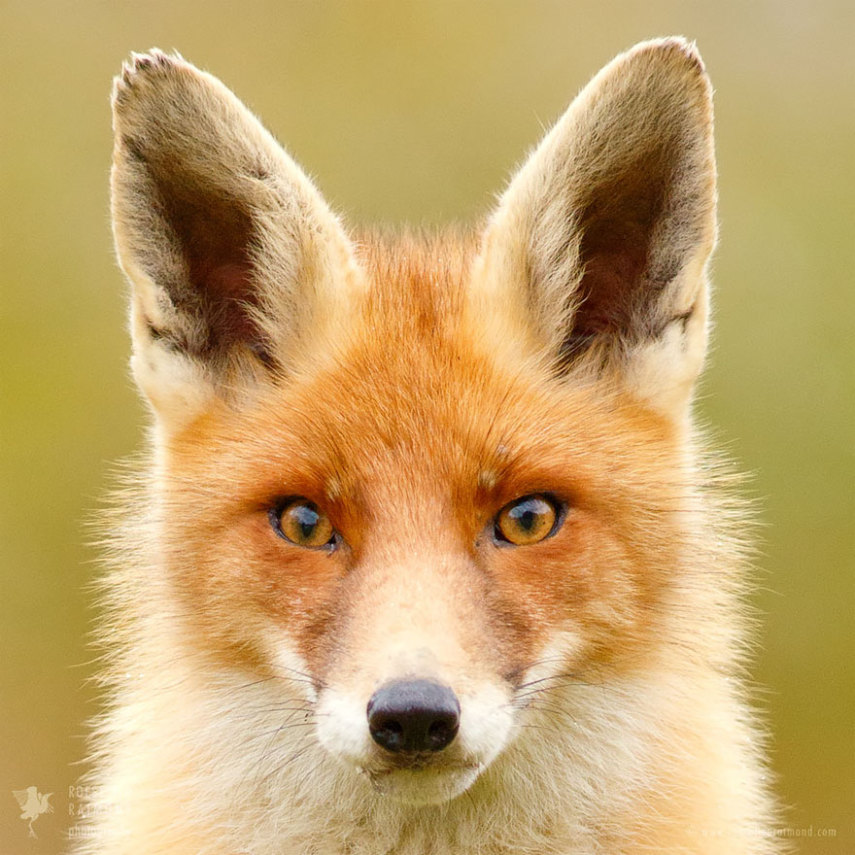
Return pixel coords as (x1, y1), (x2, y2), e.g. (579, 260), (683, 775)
(280, 744), (324, 791)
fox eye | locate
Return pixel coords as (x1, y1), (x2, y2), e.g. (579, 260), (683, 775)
(494, 494), (561, 546)
(269, 498), (336, 549)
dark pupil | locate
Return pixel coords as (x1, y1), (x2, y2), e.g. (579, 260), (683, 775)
(510, 500), (541, 531)
(293, 504), (319, 539)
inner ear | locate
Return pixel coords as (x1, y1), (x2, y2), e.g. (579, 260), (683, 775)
(138, 151), (272, 365)
(561, 146), (680, 363)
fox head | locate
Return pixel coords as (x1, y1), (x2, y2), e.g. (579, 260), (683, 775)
(111, 39), (717, 807)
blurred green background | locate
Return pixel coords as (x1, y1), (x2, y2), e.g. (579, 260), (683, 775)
(2, 1), (852, 851)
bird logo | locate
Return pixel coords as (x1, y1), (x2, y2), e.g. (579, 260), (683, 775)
(12, 786), (53, 838)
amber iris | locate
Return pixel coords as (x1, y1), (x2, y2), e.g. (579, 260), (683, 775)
(495, 494), (559, 545)
(272, 499), (335, 548)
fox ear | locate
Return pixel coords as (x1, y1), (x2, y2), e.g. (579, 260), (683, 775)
(477, 38), (717, 419)
(111, 50), (358, 428)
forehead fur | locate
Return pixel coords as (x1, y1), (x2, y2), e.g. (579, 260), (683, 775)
(356, 229), (477, 339)
(168, 230), (678, 524)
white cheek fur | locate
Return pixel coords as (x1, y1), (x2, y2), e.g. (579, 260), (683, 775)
(315, 688), (375, 763)
(265, 633), (319, 704)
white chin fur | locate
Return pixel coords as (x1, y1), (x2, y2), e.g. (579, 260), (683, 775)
(362, 764), (483, 806)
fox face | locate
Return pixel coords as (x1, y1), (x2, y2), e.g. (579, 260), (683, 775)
(110, 40), (719, 812)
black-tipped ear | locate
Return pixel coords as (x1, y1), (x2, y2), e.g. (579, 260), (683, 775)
(111, 50), (358, 425)
(477, 38), (717, 417)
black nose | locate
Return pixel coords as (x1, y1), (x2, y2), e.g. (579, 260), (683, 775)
(367, 679), (460, 754)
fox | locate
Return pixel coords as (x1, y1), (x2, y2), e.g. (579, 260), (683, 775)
(78, 37), (783, 855)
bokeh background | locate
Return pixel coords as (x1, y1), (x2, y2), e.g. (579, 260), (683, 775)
(2, 1), (852, 851)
